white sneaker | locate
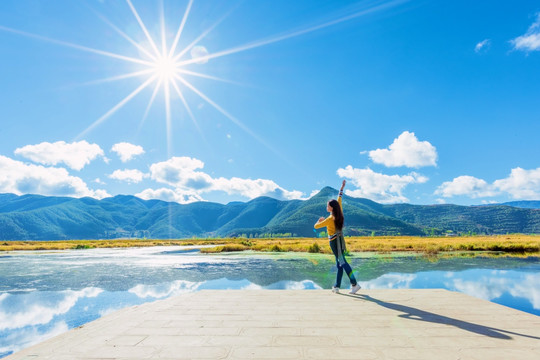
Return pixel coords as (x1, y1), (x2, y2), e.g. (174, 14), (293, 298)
(332, 287), (340, 294)
(349, 284), (361, 294)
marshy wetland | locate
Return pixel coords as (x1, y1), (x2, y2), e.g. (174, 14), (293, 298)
(1, 234), (539, 254)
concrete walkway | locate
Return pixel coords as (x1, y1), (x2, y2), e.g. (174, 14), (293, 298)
(7, 289), (540, 359)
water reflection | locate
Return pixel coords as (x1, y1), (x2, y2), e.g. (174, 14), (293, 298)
(358, 273), (417, 289)
(0, 247), (538, 358)
(447, 271), (540, 309)
(0, 288), (102, 330)
(129, 280), (200, 298)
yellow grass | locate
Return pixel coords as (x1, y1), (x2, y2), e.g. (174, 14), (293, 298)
(0, 239), (230, 252)
(201, 235), (540, 254)
(1, 235), (539, 255)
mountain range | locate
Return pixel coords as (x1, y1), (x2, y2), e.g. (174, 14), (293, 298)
(0, 188), (539, 240)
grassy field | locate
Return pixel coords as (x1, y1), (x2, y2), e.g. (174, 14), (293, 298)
(1, 234), (539, 255)
(0, 239), (226, 251)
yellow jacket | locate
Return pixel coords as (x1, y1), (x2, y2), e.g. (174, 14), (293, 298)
(314, 190), (343, 237)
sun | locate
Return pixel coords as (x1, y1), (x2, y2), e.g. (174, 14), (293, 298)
(153, 55), (179, 81)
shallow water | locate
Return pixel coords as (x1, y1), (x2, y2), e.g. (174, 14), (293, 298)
(0, 246), (539, 357)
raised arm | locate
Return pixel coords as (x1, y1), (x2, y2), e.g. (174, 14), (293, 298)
(338, 180), (346, 207)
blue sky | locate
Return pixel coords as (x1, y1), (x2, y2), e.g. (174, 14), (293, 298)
(1, 0), (539, 205)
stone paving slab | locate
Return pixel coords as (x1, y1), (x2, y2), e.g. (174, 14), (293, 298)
(6, 289), (540, 359)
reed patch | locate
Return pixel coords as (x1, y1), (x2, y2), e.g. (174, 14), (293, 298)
(1, 235), (538, 256)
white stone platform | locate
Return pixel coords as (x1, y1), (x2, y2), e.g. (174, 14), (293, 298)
(6, 289), (540, 359)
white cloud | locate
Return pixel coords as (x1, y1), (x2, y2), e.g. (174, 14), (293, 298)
(14, 141), (104, 171)
(136, 187), (204, 204)
(0, 321), (68, 357)
(510, 274), (540, 309)
(242, 283), (263, 290)
(129, 280), (201, 299)
(359, 274), (417, 289)
(337, 165), (428, 203)
(147, 156), (304, 202)
(99, 306), (126, 317)
(211, 177), (304, 200)
(92, 189), (110, 199)
(94, 178), (105, 185)
(435, 175), (496, 198)
(448, 273), (540, 309)
(282, 280), (322, 290)
(150, 156), (212, 189)
(451, 277), (506, 301)
(493, 167), (540, 199)
(474, 39), (491, 53)
(0, 287), (102, 330)
(481, 200), (498, 204)
(511, 13), (540, 52)
(190, 45), (209, 64)
(109, 169), (147, 184)
(436, 167), (540, 199)
(368, 131), (437, 168)
(111, 142), (145, 162)
(0, 155), (110, 199)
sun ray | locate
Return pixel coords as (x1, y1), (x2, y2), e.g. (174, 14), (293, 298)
(142, 78), (163, 121)
(168, 203), (173, 240)
(178, 0), (407, 67)
(137, 77), (163, 134)
(78, 69), (155, 87)
(159, 0), (167, 56)
(170, 78), (212, 151)
(88, 8), (158, 62)
(171, 8), (234, 62)
(2, 0), (407, 173)
(177, 68), (243, 86)
(0, 25), (154, 67)
(75, 75), (157, 140)
(170, 77), (203, 135)
(174, 75), (246, 133)
(164, 80), (173, 156)
(125, 0), (161, 58)
(174, 75), (283, 159)
(168, 0), (193, 58)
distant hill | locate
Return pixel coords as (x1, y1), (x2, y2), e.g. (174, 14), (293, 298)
(500, 201), (540, 209)
(0, 189), (539, 240)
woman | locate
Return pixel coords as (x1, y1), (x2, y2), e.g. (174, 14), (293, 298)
(314, 180), (361, 294)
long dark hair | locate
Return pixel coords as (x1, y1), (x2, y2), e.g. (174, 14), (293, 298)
(328, 199), (344, 231)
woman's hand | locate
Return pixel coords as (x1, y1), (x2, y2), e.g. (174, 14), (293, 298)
(340, 180), (346, 191)
(318, 217), (325, 222)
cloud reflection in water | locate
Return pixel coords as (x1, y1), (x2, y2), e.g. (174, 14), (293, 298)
(449, 272), (540, 310)
(0, 288), (102, 330)
(129, 280), (201, 298)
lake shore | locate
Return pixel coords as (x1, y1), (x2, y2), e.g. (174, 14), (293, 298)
(1, 234), (539, 255)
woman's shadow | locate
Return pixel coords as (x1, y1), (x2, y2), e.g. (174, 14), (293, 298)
(341, 293), (539, 340)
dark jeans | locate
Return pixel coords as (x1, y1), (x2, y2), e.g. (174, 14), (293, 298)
(329, 239), (357, 288)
